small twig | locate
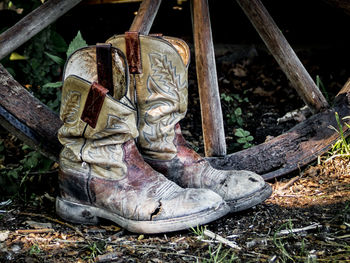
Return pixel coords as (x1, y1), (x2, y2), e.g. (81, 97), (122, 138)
(325, 153), (350, 162)
(19, 212), (85, 238)
(276, 223), (321, 236)
(105, 243), (203, 261)
(203, 229), (241, 250)
(0, 199), (12, 207)
(279, 176), (300, 190)
(273, 194), (299, 198)
(243, 251), (270, 259)
(16, 228), (54, 234)
(53, 239), (86, 244)
(95, 252), (122, 263)
(336, 234), (350, 239)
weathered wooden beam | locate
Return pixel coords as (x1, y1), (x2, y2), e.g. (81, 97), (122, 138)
(0, 0), (82, 61)
(0, 64), (62, 161)
(236, 0), (329, 114)
(207, 79), (350, 180)
(191, 0), (227, 157)
(129, 0), (162, 34)
(1, 62), (349, 179)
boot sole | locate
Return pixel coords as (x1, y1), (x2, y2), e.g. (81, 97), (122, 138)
(56, 197), (229, 234)
(228, 183), (272, 213)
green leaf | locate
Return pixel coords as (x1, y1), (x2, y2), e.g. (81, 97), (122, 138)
(22, 145), (31, 151)
(243, 143), (253, 149)
(39, 158), (53, 172)
(66, 31), (87, 58)
(235, 128), (245, 138)
(221, 93), (233, 103)
(44, 52), (64, 66)
(51, 31), (68, 53)
(233, 94), (243, 102)
(246, 136), (254, 142)
(235, 128), (250, 138)
(237, 117), (244, 127)
(23, 151), (40, 170)
(237, 138), (247, 144)
(234, 107), (242, 116)
(42, 81), (63, 88)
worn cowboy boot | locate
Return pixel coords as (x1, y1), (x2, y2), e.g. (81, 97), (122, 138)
(56, 45), (229, 234)
(107, 33), (272, 212)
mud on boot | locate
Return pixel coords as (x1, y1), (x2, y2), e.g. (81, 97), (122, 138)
(56, 45), (229, 234)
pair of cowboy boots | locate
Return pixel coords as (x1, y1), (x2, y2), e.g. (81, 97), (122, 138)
(56, 33), (272, 234)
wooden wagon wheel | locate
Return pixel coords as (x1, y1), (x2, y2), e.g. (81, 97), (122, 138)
(1, 0), (350, 181)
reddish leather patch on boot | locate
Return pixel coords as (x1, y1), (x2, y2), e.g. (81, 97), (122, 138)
(81, 82), (108, 128)
(125, 31), (142, 74)
(96, 43), (114, 96)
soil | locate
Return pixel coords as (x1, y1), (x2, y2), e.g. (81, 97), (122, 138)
(1, 1), (350, 262)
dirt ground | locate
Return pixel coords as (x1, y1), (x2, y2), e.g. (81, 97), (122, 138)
(0, 159), (349, 263)
(1, 44), (350, 262)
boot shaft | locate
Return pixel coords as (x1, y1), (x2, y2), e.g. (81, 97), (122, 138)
(58, 46), (138, 179)
(107, 34), (190, 160)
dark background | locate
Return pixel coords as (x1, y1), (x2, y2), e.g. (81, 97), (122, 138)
(53, 0), (350, 49)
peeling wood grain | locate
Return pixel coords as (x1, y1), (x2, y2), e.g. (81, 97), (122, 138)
(191, 0), (227, 157)
(0, 64), (62, 161)
(0, 0), (82, 60)
(129, 0), (162, 35)
(207, 79), (350, 180)
(236, 0), (329, 114)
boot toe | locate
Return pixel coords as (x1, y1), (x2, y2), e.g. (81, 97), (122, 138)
(217, 170), (272, 212)
(151, 188), (229, 221)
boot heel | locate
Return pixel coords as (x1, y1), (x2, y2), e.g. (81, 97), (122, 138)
(56, 197), (99, 225)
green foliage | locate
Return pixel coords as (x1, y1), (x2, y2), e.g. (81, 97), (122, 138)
(0, 27), (88, 200)
(201, 243), (237, 263)
(273, 219), (295, 262)
(272, 219), (322, 262)
(0, 144), (54, 198)
(316, 75), (330, 104)
(234, 128), (254, 149)
(221, 93), (249, 126)
(29, 244), (41, 255)
(85, 241), (106, 260)
(191, 225), (206, 239)
(44, 51), (65, 66)
(191, 226), (237, 263)
(10, 27), (67, 112)
(66, 31), (88, 58)
(328, 112), (350, 157)
(221, 92), (254, 151)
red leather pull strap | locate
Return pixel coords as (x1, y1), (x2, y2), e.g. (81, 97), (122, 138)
(81, 82), (108, 129)
(96, 43), (113, 96)
(125, 31), (142, 74)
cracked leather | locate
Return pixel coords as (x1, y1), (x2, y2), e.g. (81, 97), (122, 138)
(58, 45), (227, 224)
(59, 140), (223, 221)
(107, 34), (271, 206)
